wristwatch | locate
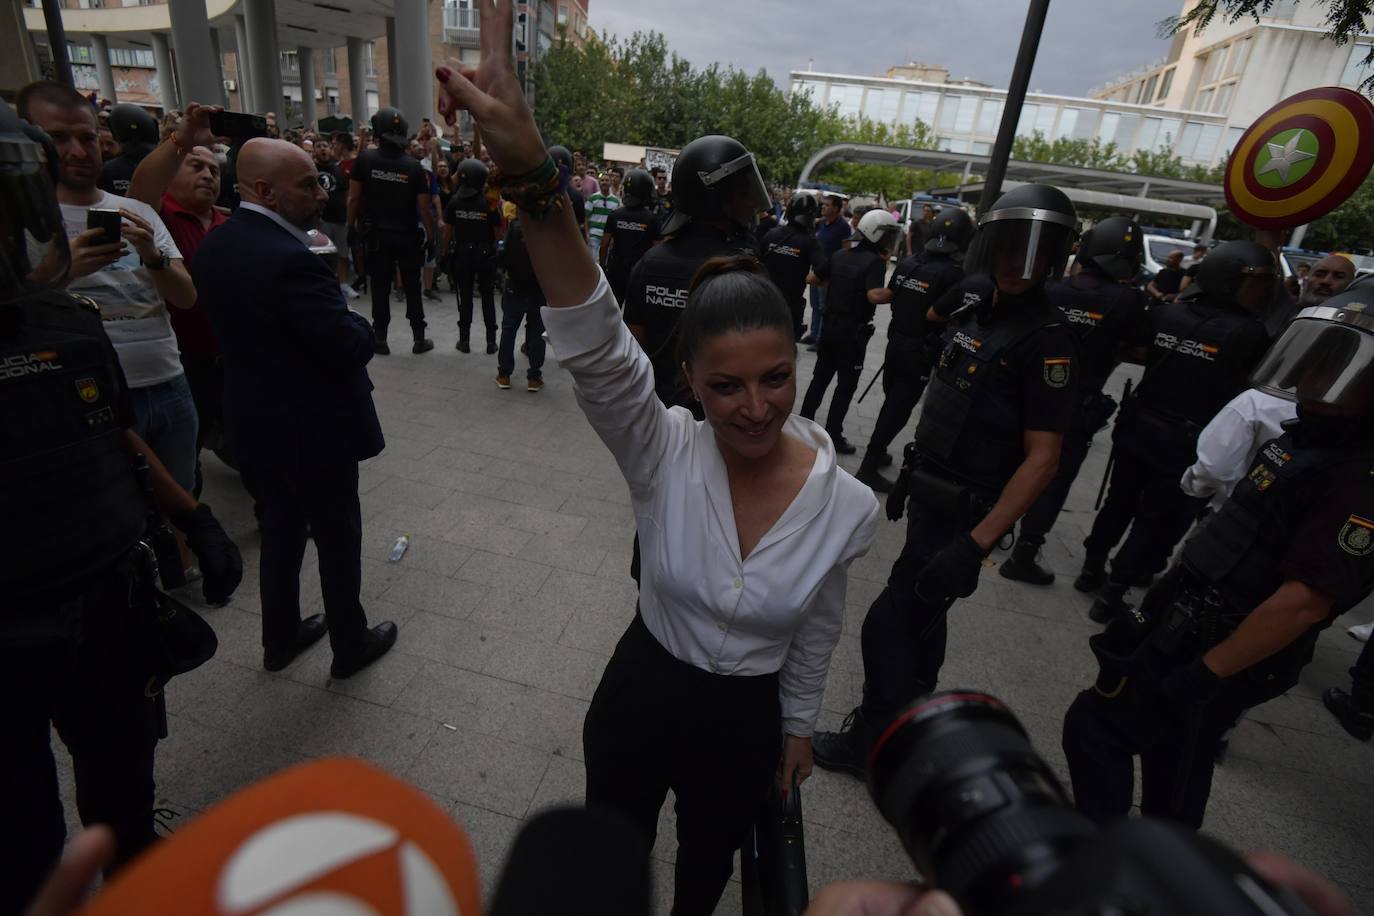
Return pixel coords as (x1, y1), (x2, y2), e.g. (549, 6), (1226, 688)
(142, 252), (170, 271)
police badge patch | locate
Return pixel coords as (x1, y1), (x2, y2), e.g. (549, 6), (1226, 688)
(1043, 357), (1070, 388)
(1338, 514), (1374, 557)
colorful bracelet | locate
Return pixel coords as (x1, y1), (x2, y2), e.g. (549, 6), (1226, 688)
(491, 156), (568, 220)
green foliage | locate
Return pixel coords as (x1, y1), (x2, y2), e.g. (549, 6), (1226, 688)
(1304, 179), (1374, 250)
(1164, 1), (1374, 93)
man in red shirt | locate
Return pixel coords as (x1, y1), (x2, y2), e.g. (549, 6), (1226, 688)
(127, 104), (232, 494)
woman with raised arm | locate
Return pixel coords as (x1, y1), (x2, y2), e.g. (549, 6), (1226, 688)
(434, 6), (879, 912)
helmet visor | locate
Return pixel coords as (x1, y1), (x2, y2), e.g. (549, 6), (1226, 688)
(699, 152), (771, 215)
(965, 211), (1077, 283)
(2, 134), (70, 296)
(1251, 314), (1374, 413)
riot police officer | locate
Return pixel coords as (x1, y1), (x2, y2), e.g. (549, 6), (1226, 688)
(598, 167), (661, 304)
(0, 102), (241, 911)
(760, 193), (829, 340)
(445, 157), (500, 354)
(1079, 241), (1274, 622)
(622, 134), (769, 415)
(98, 103), (159, 196)
(549, 145), (588, 241)
(1000, 217), (1150, 584)
(812, 185), (1082, 777)
(346, 107), (435, 355)
(799, 209), (900, 453)
(1063, 287), (1374, 827)
(856, 205), (972, 491)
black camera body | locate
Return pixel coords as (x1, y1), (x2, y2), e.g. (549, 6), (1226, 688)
(867, 692), (1317, 916)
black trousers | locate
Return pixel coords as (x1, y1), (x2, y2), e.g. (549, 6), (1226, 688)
(368, 231), (426, 337)
(584, 614), (781, 916)
(1, 569), (160, 912)
(800, 328), (867, 439)
(1082, 447), (1206, 583)
(1352, 633), (1374, 699)
(858, 501), (963, 721)
(244, 459), (370, 656)
(451, 245), (496, 341)
(786, 295), (806, 340)
(497, 290), (546, 379)
(1017, 426), (1093, 548)
(864, 333), (931, 463)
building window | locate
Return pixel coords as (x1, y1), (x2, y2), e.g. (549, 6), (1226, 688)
(1177, 121), (1203, 159)
(323, 47), (337, 74)
(68, 43), (95, 64)
(444, 0), (479, 31)
(903, 91), (937, 127)
(108, 47), (155, 68)
(1135, 116), (1160, 150)
(972, 141), (992, 155)
(76, 0), (102, 9)
(1158, 67), (1175, 100)
(832, 84), (864, 118)
(281, 50), (298, 74)
(936, 95), (964, 132)
(1200, 47), (1226, 84)
(1212, 81), (1235, 114)
(1112, 113), (1141, 150)
(1098, 111), (1120, 144)
(1195, 87), (1214, 112)
(1141, 73), (1158, 103)
(1225, 125), (1245, 153)
(1034, 104), (1056, 136)
(1017, 102), (1039, 136)
(1226, 37), (1251, 77)
(1055, 107), (1080, 140)
(366, 90), (379, 116)
(1342, 43), (1373, 87)
(365, 41), (377, 76)
(557, 3), (567, 25)
(976, 98), (1002, 134)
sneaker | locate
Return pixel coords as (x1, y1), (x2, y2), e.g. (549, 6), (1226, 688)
(423, 288), (442, 301)
(496, 375), (512, 389)
(340, 282), (359, 300)
(412, 338), (434, 354)
(527, 377), (544, 393)
(1349, 621), (1373, 643)
(1322, 687), (1374, 741)
(812, 708), (869, 779)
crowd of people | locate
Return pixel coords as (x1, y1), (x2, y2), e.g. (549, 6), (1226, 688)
(3, 12), (1371, 914)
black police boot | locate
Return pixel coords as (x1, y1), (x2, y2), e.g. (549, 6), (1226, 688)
(999, 540), (1055, 586)
(1089, 581), (1130, 624)
(485, 329), (498, 355)
(856, 454), (894, 493)
(1073, 555), (1108, 593)
(1323, 687), (1374, 741)
(876, 451), (893, 468)
(456, 335), (471, 354)
(373, 329), (390, 356)
(412, 337), (434, 354)
(830, 433), (858, 456)
(812, 707), (874, 779)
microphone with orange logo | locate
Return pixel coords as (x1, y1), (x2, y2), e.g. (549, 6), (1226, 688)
(71, 757), (651, 916)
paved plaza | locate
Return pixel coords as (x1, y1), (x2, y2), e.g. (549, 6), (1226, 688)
(55, 288), (1374, 912)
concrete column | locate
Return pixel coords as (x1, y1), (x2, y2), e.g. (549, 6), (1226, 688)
(385, 16), (398, 106)
(392, 0), (432, 125)
(346, 36), (369, 127)
(234, 15), (254, 113)
(90, 33), (117, 103)
(151, 32), (178, 112)
(209, 29), (225, 104)
(168, 0), (224, 106)
(297, 45), (316, 129)
(242, 0), (282, 116)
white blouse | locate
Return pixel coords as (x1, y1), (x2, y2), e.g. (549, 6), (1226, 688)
(541, 270), (881, 737)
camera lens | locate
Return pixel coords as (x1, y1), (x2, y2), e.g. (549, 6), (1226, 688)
(867, 691), (1094, 915)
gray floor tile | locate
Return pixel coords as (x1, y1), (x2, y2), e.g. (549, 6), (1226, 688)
(404, 727), (551, 818)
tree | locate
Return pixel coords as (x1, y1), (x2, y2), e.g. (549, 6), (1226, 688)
(1165, 1), (1374, 93)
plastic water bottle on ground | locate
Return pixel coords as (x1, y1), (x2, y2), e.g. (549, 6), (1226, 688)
(389, 535), (410, 562)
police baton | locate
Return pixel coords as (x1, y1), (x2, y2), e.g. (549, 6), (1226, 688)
(857, 362), (885, 404)
(1093, 377), (1133, 511)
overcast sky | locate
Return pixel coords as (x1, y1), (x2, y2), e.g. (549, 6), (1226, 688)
(589, 0), (1185, 96)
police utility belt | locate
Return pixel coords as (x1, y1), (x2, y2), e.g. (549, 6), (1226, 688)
(893, 442), (996, 528)
(1151, 566), (1243, 658)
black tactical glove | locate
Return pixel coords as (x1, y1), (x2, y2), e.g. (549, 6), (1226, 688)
(169, 503), (243, 606)
(914, 532), (986, 602)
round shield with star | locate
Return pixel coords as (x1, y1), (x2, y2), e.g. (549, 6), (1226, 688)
(1224, 86), (1374, 230)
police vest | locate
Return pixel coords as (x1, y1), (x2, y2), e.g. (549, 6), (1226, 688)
(761, 225), (817, 304)
(358, 146), (423, 234)
(606, 206), (657, 282)
(1048, 272), (1139, 394)
(0, 293), (147, 598)
(913, 298), (1065, 491)
(1183, 430), (1374, 614)
(449, 196), (495, 249)
(825, 245), (882, 327)
(889, 252), (960, 339)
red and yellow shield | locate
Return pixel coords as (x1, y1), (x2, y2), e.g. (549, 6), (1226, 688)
(1224, 86), (1374, 230)
(75, 377), (99, 402)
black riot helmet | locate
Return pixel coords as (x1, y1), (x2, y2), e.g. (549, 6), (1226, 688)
(965, 184), (1079, 289)
(1075, 216), (1144, 282)
(108, 102), (159, 152)
(786, 193), (819, 231)
(1251, 287), (1374, 416)
(621, 168), (654, 208)
(455, 158), (489, 200)
(1192, 240), (1276, 309)
(548, 145), (574, 175)
(370, 107), (409, 148)
(0, 100), (69, 301)
(924, 205), (974, 255)
(662, 134), (771, 236)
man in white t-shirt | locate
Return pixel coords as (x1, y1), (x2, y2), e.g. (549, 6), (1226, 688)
(22, 82), (200, 493)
